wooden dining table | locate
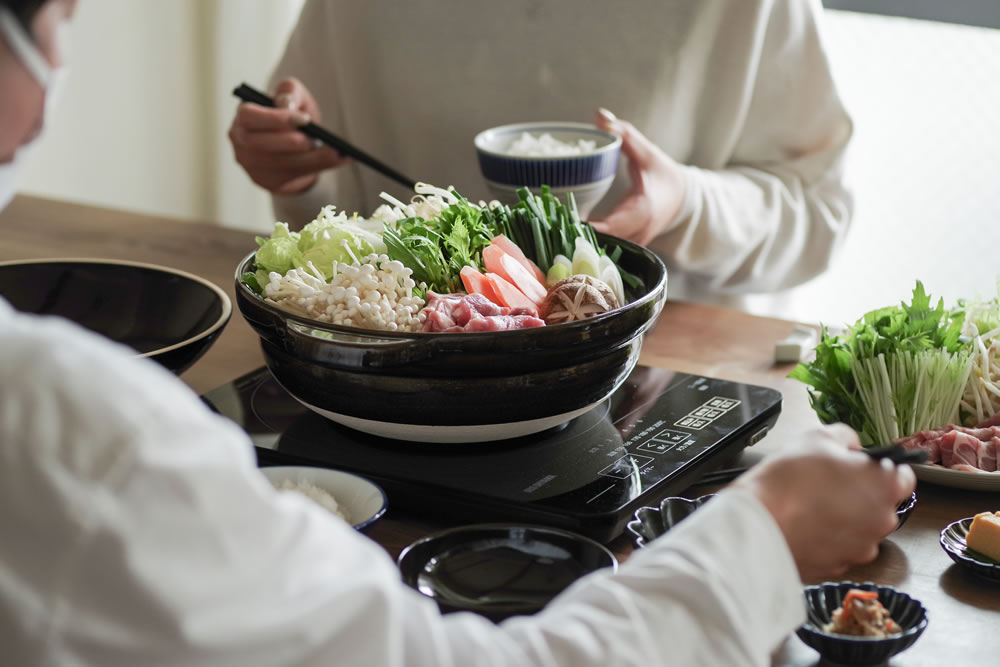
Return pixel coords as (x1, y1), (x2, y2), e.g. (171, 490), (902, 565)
(1, 193), (996, 665)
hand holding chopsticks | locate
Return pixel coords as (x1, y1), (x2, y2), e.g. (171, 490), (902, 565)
(233, 83), (417, 191)
(690, 443), (927, 488)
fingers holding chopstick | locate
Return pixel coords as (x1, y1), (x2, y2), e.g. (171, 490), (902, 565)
(229, 77), (352, 195)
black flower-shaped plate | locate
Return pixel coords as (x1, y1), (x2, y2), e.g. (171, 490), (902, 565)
(797, 581), (928, 666)
(940, 517), (1000, 582)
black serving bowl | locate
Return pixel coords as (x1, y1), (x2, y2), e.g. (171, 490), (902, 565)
(235, 233), (668, 442)
(796, 582), (928, 666)
(397, 523), (617, 622)
(0, 258), (231, 374)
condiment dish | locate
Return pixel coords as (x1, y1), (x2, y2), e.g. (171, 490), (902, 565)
(939, 517), (1000, 582)
(626, 494), (716, 549)
(259, 465), (387, 532)
(397, 523), (617, 622)
(796, 582), (928, 666)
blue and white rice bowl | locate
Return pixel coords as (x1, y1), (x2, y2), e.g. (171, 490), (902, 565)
(474, 122), (622, 219)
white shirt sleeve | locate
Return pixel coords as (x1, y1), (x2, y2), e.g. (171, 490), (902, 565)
(651, 0), (854, 295)
(0, 304), (803, 666)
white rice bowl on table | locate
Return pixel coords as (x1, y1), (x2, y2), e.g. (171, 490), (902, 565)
(260, 466), (388, 531)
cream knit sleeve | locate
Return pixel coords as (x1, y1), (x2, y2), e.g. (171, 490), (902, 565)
(652, 0), (854, 295)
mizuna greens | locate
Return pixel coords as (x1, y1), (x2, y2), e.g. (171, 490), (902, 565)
(788, 282), (974, 446)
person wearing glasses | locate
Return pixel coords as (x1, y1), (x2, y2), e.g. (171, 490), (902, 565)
(2, 2), (912, 666)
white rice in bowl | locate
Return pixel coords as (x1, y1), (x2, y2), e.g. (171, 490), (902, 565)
(274, 478), (351, 524)
(505, 131), (597, 157)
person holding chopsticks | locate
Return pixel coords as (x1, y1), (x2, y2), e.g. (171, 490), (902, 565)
(1, 1), (914, 665)
(229, 0), (854, 314)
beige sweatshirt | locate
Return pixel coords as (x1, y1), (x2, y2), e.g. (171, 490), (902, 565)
(269, 0), (853, 310)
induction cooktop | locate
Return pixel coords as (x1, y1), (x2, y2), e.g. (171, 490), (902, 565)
(201, 365), (782, 543)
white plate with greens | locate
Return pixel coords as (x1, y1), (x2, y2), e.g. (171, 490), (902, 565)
(911, 464), (1000, 491)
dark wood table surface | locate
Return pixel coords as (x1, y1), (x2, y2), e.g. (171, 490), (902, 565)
(2, 194), (997, 665)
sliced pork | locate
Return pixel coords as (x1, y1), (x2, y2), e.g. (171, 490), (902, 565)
(894, 423), (1000, 472)
(422, 292), (544, 333)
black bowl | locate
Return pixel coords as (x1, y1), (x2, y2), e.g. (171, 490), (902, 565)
(0, 258), (231, 374)
(397, 523), (617, 622)
(627, 492), (919, 550)
(626, 494), (716, 549)
(940, 517), (1000, 582)
(894, 491), (917, 531)
(235, 233), (667, 442)
(796, 582), (928, 666)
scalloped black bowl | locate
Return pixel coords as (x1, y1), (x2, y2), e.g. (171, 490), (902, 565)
(628, 492), (918, 550)
(626, 494), (716, 549)
(796, 582), (928, 666)
(235, 233), (667, 442)
(0, 258), (231, 374)
(894, 491), (917, 531)
(940, 517), (1000, 582)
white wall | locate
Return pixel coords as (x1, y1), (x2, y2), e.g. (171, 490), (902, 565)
(752, 10), (1000, 325)
(18, 0), (302, 232)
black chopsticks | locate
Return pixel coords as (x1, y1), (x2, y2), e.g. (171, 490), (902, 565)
(689, 444), (927, 488)
(863, 444), (929, 465)
(233, 83), (417, 191)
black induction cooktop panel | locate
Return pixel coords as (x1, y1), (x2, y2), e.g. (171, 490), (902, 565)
(202, 365), (781, 542)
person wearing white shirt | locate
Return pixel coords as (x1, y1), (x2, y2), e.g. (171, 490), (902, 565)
(1, 2), (912, 665)
(229, 0), (854, 312)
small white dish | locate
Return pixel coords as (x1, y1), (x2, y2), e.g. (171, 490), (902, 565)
(260, 465), (387, 532)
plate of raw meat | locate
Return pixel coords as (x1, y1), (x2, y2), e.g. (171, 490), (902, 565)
(896, 424), (1000, 491)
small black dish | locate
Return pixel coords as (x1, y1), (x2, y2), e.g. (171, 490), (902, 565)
(397, 523), (617, 622)
(797, 581), (928, 666)
(940, 517), (1000, 582)
(894, 491), (918, 531)
(626, 494), (715, 549)
(627, 491), (916, 550)
(0, 258), (231, 374)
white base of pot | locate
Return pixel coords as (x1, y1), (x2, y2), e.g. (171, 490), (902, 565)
(294, 398), (603, 443)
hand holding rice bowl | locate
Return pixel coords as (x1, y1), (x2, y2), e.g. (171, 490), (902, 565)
(474, 121), (622, 218)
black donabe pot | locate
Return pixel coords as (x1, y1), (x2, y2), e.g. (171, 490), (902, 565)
(235, 233), (667, 442)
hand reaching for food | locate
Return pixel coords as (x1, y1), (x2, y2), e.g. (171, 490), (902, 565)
(588, 108), (687, 246)
(732, 423), (917, 581)
(228, 77), (348, 194)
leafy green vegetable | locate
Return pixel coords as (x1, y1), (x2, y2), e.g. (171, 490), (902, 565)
(789, 281), (973, 445)
(500, 187), (644, 291)
(381, 192), (497, 294)
(240, 271), (263, 295)
(254, 222), (303, 276)
(254, 208), (387, 281)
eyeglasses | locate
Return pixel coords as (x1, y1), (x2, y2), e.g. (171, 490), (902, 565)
(0, 6), (52, 88)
